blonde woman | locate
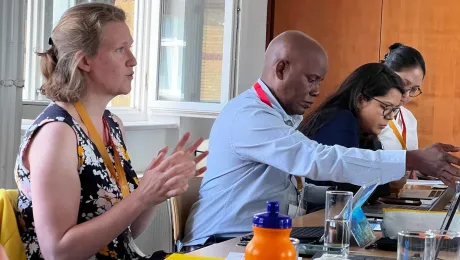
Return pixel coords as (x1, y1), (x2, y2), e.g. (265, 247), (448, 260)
(15, 3), (207, 259)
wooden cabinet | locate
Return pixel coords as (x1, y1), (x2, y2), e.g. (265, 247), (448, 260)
(272, 0), (382, 112)
(380, 0), (460, 148)
(269, 0), (460, 148)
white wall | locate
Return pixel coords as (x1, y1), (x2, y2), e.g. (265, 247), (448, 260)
(235, 0), (268, 95)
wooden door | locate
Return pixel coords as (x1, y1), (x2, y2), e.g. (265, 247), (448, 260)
(380, 0), (460, 148)
(271, 0), (383, 114)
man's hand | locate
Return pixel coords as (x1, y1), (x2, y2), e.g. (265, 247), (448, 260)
(406, 143), (460, 186)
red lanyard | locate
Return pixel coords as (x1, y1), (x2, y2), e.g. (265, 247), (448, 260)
(253, 81), (303, 190)
(254, 82), (273, 108)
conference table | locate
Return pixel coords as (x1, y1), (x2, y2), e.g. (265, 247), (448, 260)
(187, 210), (395, 259)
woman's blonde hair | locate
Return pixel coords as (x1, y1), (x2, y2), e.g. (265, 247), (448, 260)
(38, 3), (126, 103)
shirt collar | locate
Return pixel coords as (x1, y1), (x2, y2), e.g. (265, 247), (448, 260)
(256, 79), (303, 127)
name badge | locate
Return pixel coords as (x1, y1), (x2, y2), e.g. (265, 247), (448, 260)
(287, 192), (306, 218)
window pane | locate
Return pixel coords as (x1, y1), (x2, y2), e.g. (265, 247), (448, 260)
(158, 0), (225, 103)
(108, 0), (135, 107)
(23, 2), (29, 99)
(23, 0), (54, 101)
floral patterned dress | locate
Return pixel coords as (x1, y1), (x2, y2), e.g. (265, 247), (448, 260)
(15, 103), (143, 260)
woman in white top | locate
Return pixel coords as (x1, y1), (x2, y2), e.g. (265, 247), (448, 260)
(379, 43), (426, 179)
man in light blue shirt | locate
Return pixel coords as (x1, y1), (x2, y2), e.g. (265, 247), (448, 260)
(181, 31), (460, 251)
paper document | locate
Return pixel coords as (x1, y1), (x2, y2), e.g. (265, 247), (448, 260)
(406, 180), (444, 186)
(224, 253), (244, 260)
(421, 198), (437, 206)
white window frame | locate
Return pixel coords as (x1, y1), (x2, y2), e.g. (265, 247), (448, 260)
(23, 0), (53, 101)
(144, 0), (238, 118)
(23, 0), (239, 121)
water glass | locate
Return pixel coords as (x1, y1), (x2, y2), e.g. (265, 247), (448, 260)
(290, 237), (300, 259)
(323, 191), (353, 258)
(397, 231), (436, 260)
(427, 230), (460, 260)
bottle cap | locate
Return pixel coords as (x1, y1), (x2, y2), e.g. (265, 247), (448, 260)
(252, 201), (292, 229)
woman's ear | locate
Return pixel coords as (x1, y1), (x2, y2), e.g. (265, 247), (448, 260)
(76, 50), (91, 72)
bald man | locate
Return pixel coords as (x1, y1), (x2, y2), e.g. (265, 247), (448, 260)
(181, 31), (460, 251)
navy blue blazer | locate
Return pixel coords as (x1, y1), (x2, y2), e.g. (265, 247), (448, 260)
(305, 109), (390, 202)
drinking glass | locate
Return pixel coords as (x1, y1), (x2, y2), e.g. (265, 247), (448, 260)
(397, 231), (436, 260)
(323, 191), (353, 258)
(427, 230), (460, 260)
(290, 237), (300, 259)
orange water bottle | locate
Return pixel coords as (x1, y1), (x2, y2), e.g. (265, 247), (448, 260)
(245, 201), (296, 260)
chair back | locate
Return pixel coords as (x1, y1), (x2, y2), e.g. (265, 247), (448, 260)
(5, 190), (18, 212)
(169, 177), (203, 243)
(168, 139), (208, 249)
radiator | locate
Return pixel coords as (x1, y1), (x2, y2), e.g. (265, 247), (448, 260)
(0, 0), (25, 188)
(134, 200), (174, 254)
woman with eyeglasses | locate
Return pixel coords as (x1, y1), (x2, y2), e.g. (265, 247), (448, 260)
(379, 43), (425, 181)
(298, 63), (405, 211)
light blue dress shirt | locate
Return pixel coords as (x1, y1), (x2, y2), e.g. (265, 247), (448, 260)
(181, 79), (406, 247)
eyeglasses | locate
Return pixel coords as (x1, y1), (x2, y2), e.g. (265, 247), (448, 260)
(404, 86), (422, 97)
(362, 93), (400, 119)
(360, 67), (402, 119)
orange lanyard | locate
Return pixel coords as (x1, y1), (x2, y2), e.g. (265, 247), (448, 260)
(388, 111), (407, 150)
(254, 82), (304, 191)
(74, 101), (130, 198)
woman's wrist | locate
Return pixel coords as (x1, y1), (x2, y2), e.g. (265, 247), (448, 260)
(130, 188), (150, 213)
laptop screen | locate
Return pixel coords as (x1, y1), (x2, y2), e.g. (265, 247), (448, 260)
(352, 179), (380, 210)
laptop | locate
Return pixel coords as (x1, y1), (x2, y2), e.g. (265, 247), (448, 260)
(292, 179), (381, 243)
(366, 182), (460, 258)
(293, 180), (383, 257)
(398, 180), (447, 200)
(310, 182), (460, 259)
(363, 185), (456, 218)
